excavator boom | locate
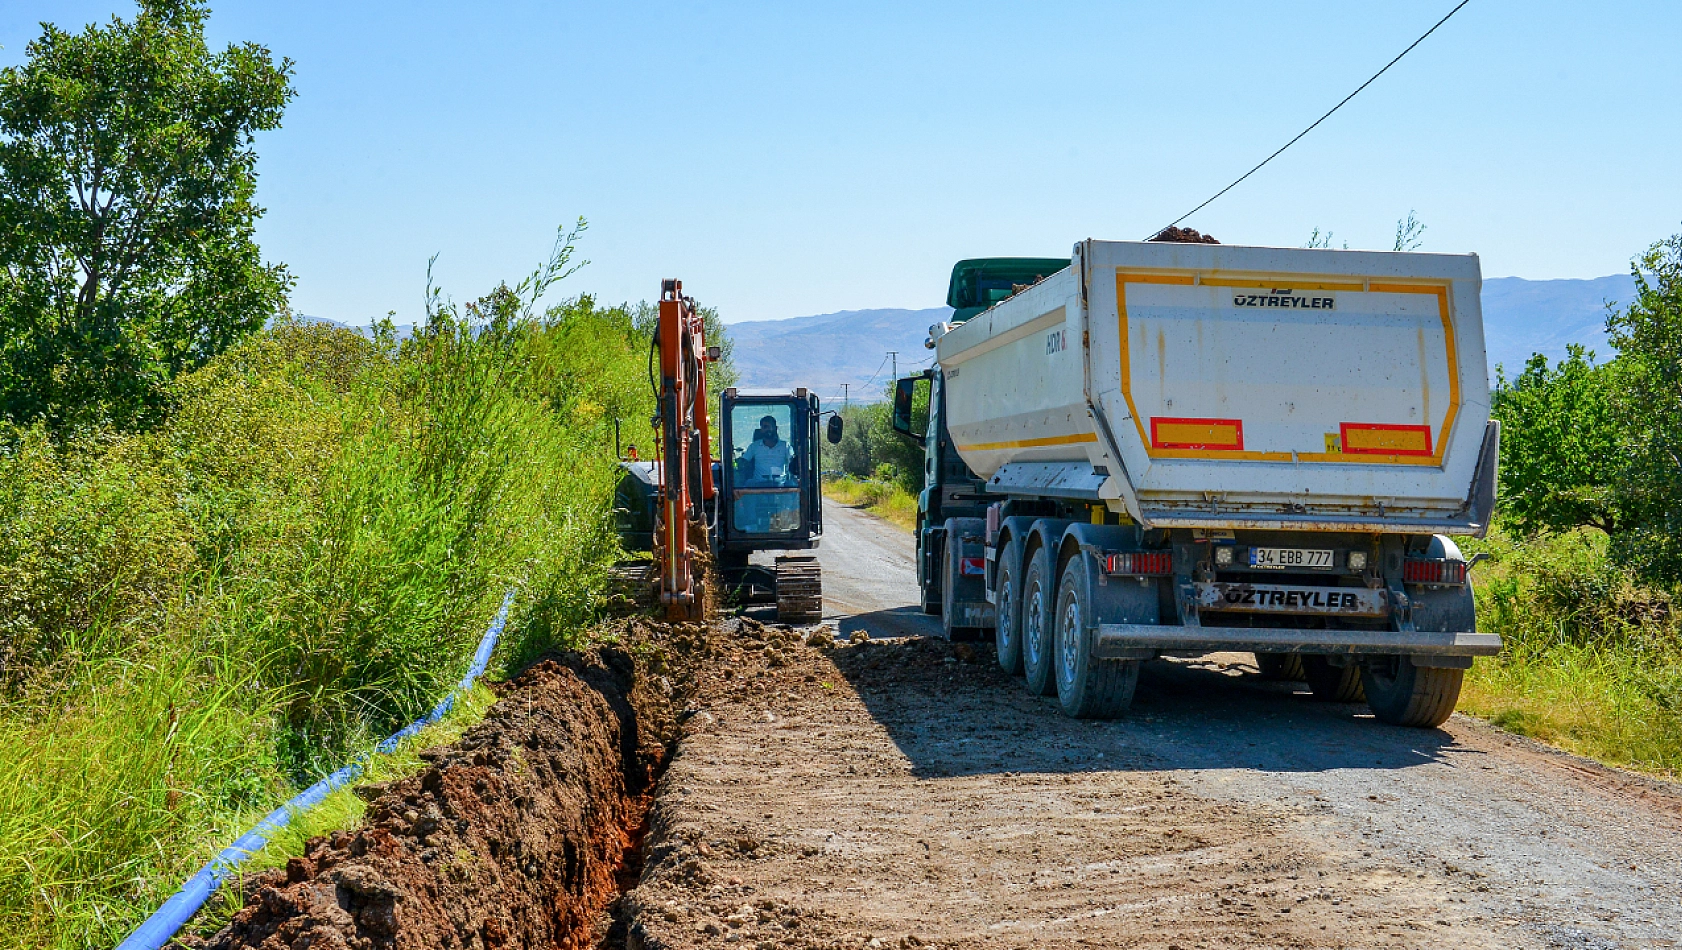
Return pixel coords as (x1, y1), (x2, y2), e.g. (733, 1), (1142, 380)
(653, 279), (715, 620)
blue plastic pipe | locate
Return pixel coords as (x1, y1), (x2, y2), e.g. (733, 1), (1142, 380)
(116, 591), (514, 950)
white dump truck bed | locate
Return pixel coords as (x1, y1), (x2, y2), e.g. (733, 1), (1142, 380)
(936, 240), (1498, 534)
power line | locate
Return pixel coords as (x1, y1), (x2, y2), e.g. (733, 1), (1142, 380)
(1151, 0), (1474, 238)
(859, 353), (891, 390)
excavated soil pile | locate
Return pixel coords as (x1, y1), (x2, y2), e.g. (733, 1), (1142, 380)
(1149, 226), (1220, 244)
(197, 643), (683, 950)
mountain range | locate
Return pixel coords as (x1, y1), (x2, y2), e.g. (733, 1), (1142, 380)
(727, 275), (1637, 401)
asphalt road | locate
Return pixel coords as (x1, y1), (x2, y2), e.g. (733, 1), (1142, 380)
(813, 498), (943, 639)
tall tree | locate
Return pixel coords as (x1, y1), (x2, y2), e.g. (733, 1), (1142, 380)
(0, 0), (295, 431)
(1606, 232), (1682, 583)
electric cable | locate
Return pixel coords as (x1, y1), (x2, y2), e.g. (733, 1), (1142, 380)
(1150, 0), (1473, 237)
(858, 352), (892, 391)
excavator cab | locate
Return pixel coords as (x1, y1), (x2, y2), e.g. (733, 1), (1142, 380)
(710, 388), (835, 621)
(717, 389), (824, 547)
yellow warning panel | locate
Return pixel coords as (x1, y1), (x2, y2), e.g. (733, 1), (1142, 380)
(1151, 417), (1244, 450)
(1340, 423), (1432, 457)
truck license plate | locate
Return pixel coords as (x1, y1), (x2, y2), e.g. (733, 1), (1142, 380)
(1249, 547), (1333, 570)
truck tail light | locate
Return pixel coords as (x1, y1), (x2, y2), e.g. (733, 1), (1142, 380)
(1403, 558), (1467, 585)
(1106, 551), (1173, 576)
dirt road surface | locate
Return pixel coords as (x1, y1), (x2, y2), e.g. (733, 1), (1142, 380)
(626, 501), (1682, 949)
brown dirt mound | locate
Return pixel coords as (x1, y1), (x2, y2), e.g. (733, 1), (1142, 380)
(196, 646), (678, 950)
(1149, 226), (1220, 244)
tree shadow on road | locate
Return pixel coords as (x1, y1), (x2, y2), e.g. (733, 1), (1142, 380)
(828, 639), (1462, 779)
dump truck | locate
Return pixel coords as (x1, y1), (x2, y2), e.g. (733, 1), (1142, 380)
(891, 239), (1500, 727)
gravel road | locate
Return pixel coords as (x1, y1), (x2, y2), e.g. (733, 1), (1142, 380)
(627, 501), (1682, 949)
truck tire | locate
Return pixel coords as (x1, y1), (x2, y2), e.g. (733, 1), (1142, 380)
(1302, 655), (1365, 703)
(994, 536), (1025, 675)
(1054, 557), (1139, 719)
(1255, 653), (1306, 681)
(1020, 543), (1059, 697)
(1361, 655), (1463, 728)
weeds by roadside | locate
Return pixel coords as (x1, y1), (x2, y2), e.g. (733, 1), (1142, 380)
(823, 476), (918, 531)
(1461, 527), (1682, 779)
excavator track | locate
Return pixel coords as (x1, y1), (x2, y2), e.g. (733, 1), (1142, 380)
(607, 560), (657, 615)
(774, 555), (823, 624)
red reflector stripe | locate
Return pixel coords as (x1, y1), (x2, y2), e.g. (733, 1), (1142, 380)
(1403, 558), (1466, 585)
(960, 557), (986, 576)
(1106, 551), (1173, 576)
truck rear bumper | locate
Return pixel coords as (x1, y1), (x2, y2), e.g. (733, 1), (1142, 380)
(1093, 624), (1500, 658)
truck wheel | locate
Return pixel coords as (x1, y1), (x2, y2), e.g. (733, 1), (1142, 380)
(1302, 656), (1365, 703)
(1361, 655), (1463, 728)
(1054, 557), (1139, 719)
(1255, 653), (1306, 681)
(1020, 544), (1059, 697)
(994, 536), (1025, 675)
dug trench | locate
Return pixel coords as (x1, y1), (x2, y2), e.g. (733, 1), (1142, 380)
(194, 624), (706, 950)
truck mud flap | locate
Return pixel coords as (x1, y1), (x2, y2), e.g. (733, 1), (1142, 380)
(1093, 624), (1500, 658)
(950, 600), (995, 629)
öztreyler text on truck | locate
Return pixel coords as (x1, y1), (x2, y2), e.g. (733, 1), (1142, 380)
(891, 239), (1500, 727)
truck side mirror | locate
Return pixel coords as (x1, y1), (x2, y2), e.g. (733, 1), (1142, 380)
(826, 414), (844, 444)
(892, 377), (926, 446)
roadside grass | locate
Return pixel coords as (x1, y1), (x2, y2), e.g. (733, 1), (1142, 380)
(823, 476), (918, 531)
(1461, 527), (1682, 780)
(0, 295), (653, 947)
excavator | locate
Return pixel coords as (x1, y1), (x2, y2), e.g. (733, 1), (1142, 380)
(613, 279), (841, 622)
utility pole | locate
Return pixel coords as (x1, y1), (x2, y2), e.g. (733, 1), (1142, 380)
(841, 383), (849, 407)
(887, 351), (898, 382)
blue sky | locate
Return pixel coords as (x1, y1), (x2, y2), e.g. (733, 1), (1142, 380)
(6, 1), (1679, 324)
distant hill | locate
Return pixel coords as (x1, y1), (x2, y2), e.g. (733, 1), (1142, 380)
(726, 276), (1638, 401)
(725, 307), (950, 402)
(1480, 275), (1633, 377)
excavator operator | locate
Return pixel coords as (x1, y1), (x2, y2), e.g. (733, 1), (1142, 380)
(739, 415), (794, 485)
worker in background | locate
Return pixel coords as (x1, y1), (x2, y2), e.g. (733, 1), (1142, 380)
(740, 415), (793, 485)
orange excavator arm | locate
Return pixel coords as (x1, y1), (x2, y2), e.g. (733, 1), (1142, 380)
(653, 279), (716, 620)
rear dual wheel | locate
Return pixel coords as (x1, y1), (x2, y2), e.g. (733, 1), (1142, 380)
(994, 536), (1024, 675)
(1300, 654), (1462, 728)
(1053, 557), (1139, 719)
(1302, 656), (1365, 703)
(1362, 656), (1463, 728)
(1255, 653), (1306, 681)
(1020, 545), (1058, 696)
